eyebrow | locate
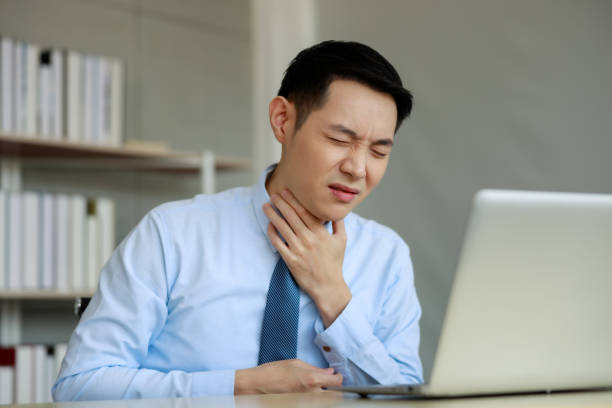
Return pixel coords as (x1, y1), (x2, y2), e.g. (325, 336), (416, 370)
(329, 124), (394, 147)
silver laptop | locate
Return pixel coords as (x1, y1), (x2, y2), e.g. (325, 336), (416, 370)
(330, 189), (612, 397)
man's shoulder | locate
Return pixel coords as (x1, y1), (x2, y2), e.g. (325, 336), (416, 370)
(346, 212), (409, 250)
(150, 185), (253, 221)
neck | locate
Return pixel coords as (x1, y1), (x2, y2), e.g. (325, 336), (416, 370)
(264, 163), (326, 225)
(265, 163), (286, 198)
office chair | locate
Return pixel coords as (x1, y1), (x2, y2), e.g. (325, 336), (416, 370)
(74, 297), (91, 318)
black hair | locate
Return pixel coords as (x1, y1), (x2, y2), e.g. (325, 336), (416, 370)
(278, 40), (413, 132)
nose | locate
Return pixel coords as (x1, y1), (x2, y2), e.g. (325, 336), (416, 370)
(340, 147), (367, 180)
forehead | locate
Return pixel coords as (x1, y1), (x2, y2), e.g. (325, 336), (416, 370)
(312, 79), (397, 138)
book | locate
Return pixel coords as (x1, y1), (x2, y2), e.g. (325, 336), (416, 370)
(7, 191), (21, 289)
(55, 194), (69, 291)
(22, 191), (40, 289)
(15, 345), (32, 403)
(86, 205), (99, 291)
(102, 58), (112, 145)
(65, 51), (81, 142)
(70, 194), (86, 291)
(44, 346), (55, 403)
(14, 41), (39, 137)
(38, 49), (51, 138)
(40, 192), (56, 289)
(0, 190), (6, 289)
(110, 58), (123, 146)
(0, 36), (13, 133)
(14, 41), (23, 135)
(0, 347), (15, 405)
(84, 54), (94, 144)
(25, 43), (39, 137)
(93, 56), (102, 145)
(50, 48), (63, 140)
(32, 344), (46, 403)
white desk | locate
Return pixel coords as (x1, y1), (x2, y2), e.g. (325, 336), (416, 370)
(5, 390), (612, 408)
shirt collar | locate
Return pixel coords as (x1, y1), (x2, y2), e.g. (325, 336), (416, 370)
(252, 163), (279, 253)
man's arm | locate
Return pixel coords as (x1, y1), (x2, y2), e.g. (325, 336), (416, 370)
(53, 211), (239, 400)
(53, 365), (235, 400)
(263, 189), (423, 385)
(54, 208), (343, 400)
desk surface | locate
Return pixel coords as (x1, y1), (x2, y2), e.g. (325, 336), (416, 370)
(5, 390), (612, 408)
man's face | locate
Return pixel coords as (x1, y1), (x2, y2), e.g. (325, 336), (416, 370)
(280, 79), (397, 221)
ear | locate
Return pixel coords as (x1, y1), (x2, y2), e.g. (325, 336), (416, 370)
(268, 96), (296, 144)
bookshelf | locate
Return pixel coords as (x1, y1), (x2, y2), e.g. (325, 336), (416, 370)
(0, 30), (251, 404)
(0, 134), (250, 336)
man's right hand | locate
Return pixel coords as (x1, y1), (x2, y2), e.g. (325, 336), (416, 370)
(234, 359), (343, 394)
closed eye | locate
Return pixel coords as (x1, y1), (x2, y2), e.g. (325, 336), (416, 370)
(327, 136), (350, 144)
(372, 150), (388, 158)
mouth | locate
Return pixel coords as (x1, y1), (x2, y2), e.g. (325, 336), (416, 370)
(329, 183), (360, 203)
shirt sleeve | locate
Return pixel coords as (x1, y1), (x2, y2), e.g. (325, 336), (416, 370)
(52, 210), (236, 400)
(313, 242), (423, 385)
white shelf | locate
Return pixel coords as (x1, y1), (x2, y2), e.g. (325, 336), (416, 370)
(0, 132), (250, 173)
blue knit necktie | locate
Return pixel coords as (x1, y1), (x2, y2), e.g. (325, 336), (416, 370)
(258, 256), (300, 364)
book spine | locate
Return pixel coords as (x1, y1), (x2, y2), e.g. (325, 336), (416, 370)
(0, 190), (6, 290)
(66, 51), (81, 142)
(94, 57), (103, 145)
(22, 192), (40, 289)
(55, 194), (69, 292)
(7, 192), (22, 289)
(70, 195), (86, 291)
(0, 347), (16, 405)
(38, 49), (51, 139)
(15, 345), (32, 403)
(1, 37), (13, 133)
(110, 58), (123, 146)
(14, 41), (23, 135)
(84, 55), (94, 144)
(25, 43), (39, 137)
(32, 345), (46, 403)
(51, 48), (64, 140)
(40, 193), (55, 289)
(86, 209), (100, 291)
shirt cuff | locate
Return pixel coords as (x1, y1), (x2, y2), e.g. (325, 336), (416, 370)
(313, 297), (377, 365)
(191, 369), (236, 396)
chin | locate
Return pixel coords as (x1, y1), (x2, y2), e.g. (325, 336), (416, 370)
(317, 207), (352, 223)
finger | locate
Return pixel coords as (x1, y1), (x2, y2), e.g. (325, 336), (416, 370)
(280, 189), (321, 229)
(330, 373), (343, 387)
(318, 372), (344, 388)
(292, 360), (335, 375)
(311, 366), (335, 374)
(263, 202), (297, 245)
(267, 222), (295, 264)
(270, 193), (309, 237)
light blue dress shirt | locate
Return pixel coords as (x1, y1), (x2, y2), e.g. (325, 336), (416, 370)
(52, 165), (423, 401)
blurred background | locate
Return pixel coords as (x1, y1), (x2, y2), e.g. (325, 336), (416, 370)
(0, 0), (611, 381)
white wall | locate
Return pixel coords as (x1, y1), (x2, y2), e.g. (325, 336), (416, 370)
(316, 0), (612, 379)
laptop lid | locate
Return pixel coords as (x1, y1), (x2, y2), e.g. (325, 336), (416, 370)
(428, 190), (612, 396)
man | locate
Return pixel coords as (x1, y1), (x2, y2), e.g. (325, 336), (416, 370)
(53, 40), (422, 400)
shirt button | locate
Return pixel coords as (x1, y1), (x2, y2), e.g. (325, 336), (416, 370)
(322, 346), (332, 352)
